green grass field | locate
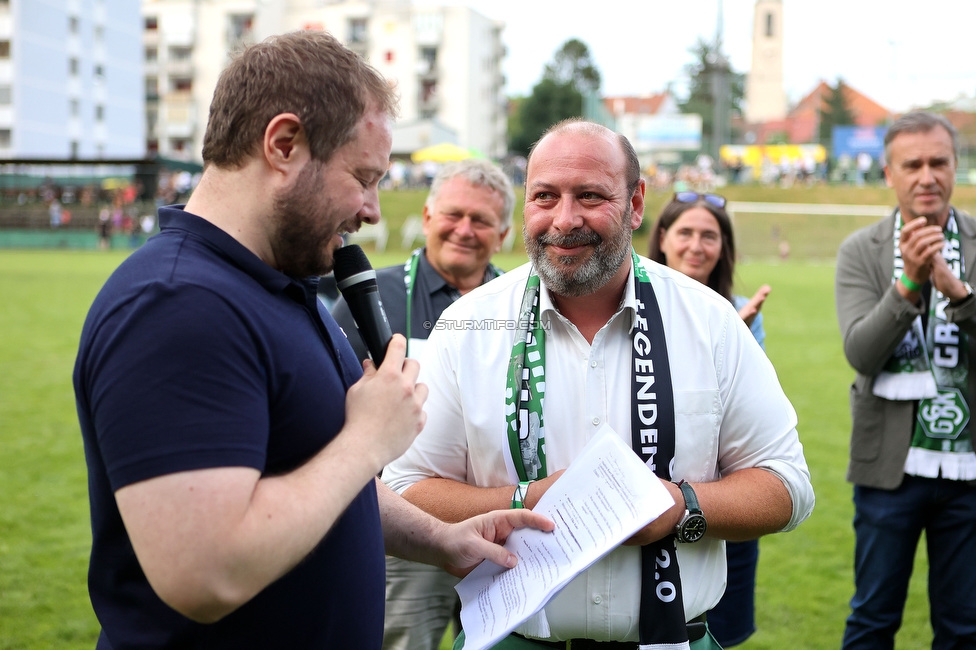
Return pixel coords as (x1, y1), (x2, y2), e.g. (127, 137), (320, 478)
(1, 182), (962, 648)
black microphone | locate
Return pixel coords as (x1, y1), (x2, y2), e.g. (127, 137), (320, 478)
(332, 244), (394, 366)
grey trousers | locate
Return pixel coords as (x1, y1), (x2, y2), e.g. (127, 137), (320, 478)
(383, 555), (460, 650)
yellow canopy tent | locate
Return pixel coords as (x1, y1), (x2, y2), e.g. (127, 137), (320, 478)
(410, 142), (473, 163)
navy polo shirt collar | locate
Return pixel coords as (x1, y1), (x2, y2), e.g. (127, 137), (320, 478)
(158, 205), (304, 299)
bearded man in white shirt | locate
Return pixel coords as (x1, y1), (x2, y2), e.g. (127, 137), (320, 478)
(383, 119), (815, 649)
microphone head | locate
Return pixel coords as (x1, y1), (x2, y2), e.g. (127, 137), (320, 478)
(333, 244), (377, 292)
(333, 244), (372, 280)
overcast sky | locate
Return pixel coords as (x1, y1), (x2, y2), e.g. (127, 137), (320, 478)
(435, 0), (976, 113)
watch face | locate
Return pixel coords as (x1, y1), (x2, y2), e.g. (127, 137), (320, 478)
(680, 514), (707, 543)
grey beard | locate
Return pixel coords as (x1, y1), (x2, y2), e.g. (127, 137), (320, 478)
(527, 230), (630, 298)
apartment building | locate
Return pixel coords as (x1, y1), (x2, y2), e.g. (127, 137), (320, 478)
(142, 0), (507, 163)
(0, 0), (144, 159)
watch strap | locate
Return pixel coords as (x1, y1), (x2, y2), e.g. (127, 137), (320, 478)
(677, 480), (701, 515)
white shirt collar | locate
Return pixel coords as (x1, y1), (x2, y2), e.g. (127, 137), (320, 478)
(536, 256), (640, 333)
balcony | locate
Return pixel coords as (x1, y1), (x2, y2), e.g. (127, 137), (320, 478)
(416, 60), (438, 80)
(165, 59), (193, 78)
(161, 93), (195, 139)
(418, 95), (439, 114)
(226, 29), (255, 54)
(346, 40), (367, 59)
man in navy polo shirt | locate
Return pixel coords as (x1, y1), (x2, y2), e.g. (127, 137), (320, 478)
(73, 30), (551, 650)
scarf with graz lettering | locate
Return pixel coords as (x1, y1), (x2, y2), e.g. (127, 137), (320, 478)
(875, 209), (976, 479)
(505, 251), (689, 649)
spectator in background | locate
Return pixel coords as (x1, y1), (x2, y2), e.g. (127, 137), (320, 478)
(422, 160), (439, 187)
(332, 157), (514, 650)
(155, 172), (173, 209)
(140, 214), (156, 237)
(648, 190), (772, 647)
(855, 151), (873, 187)
(97, 206), (112, 250)
(726, 156), (744, 185)
(835, 111), (976, 647)
(388, 159), (407, 190)
(838, 153), (853, 183)
(48, 198), (62, 228)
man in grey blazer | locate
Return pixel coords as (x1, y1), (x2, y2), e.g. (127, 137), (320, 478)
(835, 111), (976, 648)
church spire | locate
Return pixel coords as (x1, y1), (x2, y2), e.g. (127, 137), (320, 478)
(744, 0), (787, 123)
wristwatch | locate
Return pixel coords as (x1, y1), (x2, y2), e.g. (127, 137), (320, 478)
(949, 282), (975, 307)
(674, 480), (707, 543)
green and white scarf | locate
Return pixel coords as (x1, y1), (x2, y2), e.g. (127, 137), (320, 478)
(875, 209), (976, 479)
(504, 251), (689, 649)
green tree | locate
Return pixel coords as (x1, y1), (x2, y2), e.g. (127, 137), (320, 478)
(509, 79), (583, 155)
(542, 38), (601, 94)
(678, 38), (745, 153)
(818, 78), (857, 144)
(507, 39), (601, 156)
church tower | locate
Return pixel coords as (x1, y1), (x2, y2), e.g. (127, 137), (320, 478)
(744, 0), (787, 123)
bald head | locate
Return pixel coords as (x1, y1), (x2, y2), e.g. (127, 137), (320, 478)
(527, 119), (641, 195)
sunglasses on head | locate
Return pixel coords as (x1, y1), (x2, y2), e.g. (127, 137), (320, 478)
(674, 191), (727, 209)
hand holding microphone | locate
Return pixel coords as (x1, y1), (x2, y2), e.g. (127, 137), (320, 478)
(334, 245), (428, 465)
(333, 244), (394, 366)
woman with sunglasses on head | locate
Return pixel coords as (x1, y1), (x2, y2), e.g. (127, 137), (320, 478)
(648, 191), (771, 648)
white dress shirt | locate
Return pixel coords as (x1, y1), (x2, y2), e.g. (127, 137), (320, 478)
(384, 255), (814, 642)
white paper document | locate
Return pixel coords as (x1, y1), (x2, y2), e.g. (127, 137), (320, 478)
(455, 427), (676, 650)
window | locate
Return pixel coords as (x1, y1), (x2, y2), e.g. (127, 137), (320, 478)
(172, 78), (192, 92)
(348, 18), (367, 43)
(94, 64), (104, 78)
(69, 58), (79, 75)
(95, 105), (104, 121)
(228, 14), (254, 40)
(170, 46), (191, 61)
(0, 85), (9, 105)
(70, 99), (79, 116)
(70, 141), (79, 158)
(0, 129), (11, 148)
(145, 47), (157, 62)
(0, 41), (8, 58)
(765, 12), (774, 37)
(145, 77), (158, 98)
(145, 16), (158, 31)
(69, 16), (79, 33)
